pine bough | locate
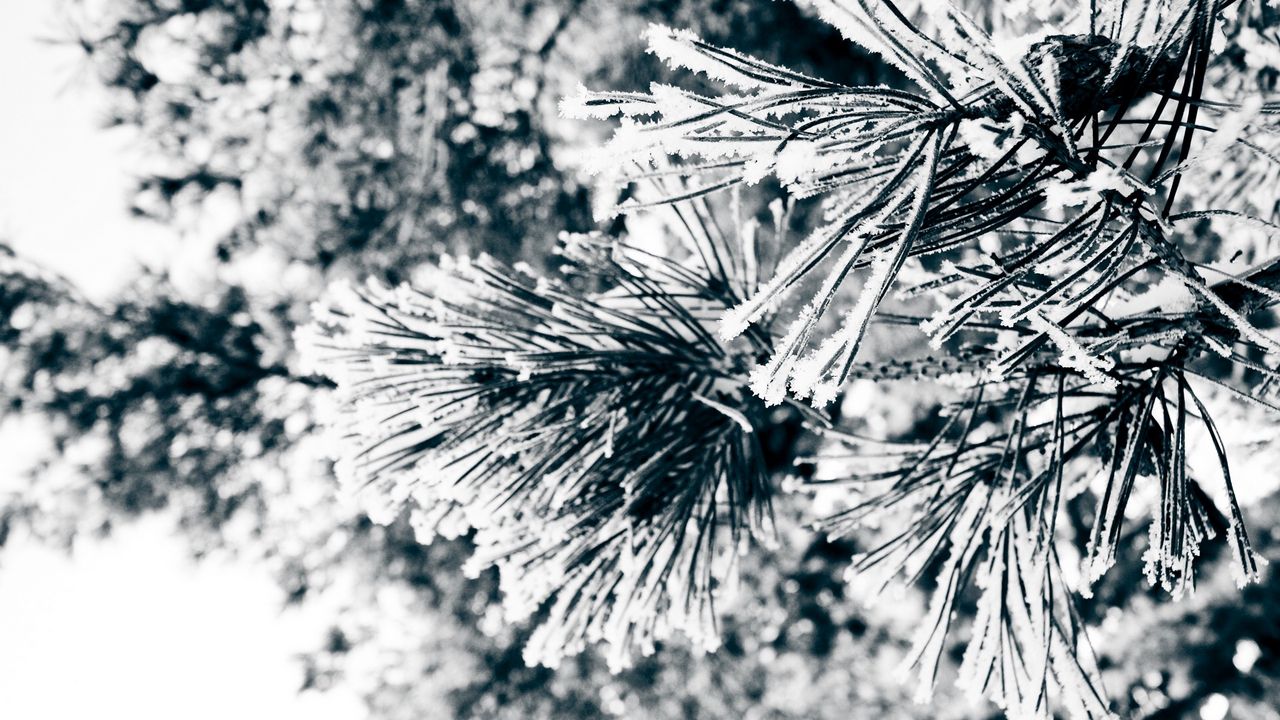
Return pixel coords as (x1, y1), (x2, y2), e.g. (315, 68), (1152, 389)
(302, 1), (1280, 716)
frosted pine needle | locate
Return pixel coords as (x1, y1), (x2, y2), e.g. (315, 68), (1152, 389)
(298, 232), (775, 669)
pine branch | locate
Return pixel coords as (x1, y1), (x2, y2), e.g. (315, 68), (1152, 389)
(298, 230), (777, 669)
(566, 0), (1280, 413)
(303, 2), (1280, 717)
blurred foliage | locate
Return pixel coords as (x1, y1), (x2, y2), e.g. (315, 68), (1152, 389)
(70, 0), (878, 282)
(0, 0), (1277, 717)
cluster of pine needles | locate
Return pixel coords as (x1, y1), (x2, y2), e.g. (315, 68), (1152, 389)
(304, 0), (1280, 716)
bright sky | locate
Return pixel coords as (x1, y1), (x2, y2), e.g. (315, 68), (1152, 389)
(0, 518), (365, 720)
(0, 4), (363, 718)
(0, 1), (179, 300)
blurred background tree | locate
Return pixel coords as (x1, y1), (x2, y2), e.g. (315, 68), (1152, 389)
(1, 0), (1277, 717)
